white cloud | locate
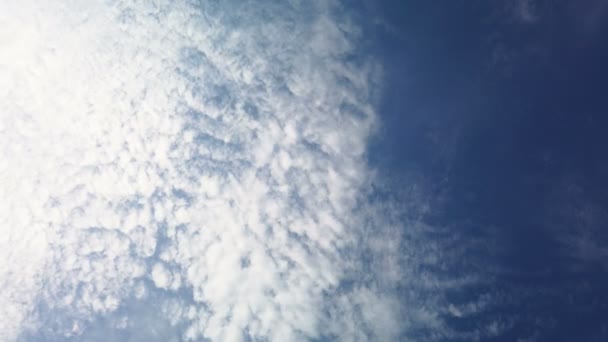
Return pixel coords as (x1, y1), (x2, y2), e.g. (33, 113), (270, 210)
(0, 0), (474, 341)
(513, 0), (538, 23)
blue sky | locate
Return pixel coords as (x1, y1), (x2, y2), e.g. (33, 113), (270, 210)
(367, 0), (608, 340)
(1, 0), (608, 341)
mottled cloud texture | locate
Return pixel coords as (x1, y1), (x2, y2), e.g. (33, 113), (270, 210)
(0, 1), (463, 341)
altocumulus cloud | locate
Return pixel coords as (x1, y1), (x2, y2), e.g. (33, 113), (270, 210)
(0, 0), (468, 341)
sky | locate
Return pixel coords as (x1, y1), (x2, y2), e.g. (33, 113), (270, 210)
(1, 0), (607, 341)
(366, 0), (608, 340)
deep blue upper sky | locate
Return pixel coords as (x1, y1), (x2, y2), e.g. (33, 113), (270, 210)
(366, 1), (608, 340)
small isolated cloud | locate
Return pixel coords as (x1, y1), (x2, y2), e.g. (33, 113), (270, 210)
(512, 0), (538, 23)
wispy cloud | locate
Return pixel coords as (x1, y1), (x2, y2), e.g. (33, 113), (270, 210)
(512, 0), (538, 23)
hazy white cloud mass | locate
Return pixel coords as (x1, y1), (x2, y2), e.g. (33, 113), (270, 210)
(0, 0), (455, 341)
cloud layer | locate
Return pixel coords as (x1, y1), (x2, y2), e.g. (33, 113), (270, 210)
(0, 1), (426, 340)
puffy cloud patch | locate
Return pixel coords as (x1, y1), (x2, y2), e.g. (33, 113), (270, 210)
(0, 0), (460, 341)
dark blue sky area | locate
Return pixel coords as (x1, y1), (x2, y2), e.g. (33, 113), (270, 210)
(365, 1), (608, 340)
